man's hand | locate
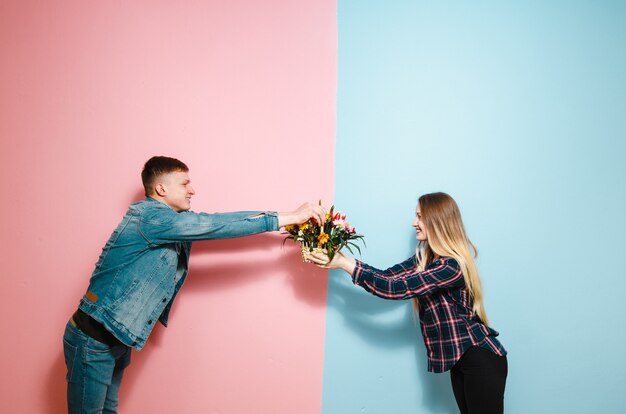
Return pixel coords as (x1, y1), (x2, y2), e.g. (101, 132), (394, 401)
(278, 202), (326, 227)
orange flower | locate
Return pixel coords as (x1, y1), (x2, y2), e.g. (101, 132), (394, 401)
(318, 232), (329, 244)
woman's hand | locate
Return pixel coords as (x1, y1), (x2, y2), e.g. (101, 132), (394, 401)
(303, 250), (356, 275)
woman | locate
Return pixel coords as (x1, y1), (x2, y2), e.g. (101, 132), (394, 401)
(305, 192), (507, 414)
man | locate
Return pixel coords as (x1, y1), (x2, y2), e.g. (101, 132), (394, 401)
(63, 156), (325, 413)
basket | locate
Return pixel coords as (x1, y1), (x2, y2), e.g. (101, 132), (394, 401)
(300, 245), (325, 263)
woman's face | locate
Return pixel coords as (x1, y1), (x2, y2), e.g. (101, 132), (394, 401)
(412, 204), (428, 241)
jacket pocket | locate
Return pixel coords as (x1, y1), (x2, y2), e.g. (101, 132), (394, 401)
(109, 278), (140, 312)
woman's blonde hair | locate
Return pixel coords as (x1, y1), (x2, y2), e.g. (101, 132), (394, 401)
(412, 192), (489, 325)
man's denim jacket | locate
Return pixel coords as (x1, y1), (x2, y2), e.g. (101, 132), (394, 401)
(78, 197), (279, 350)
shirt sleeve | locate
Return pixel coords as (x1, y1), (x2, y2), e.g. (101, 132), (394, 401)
(351, 256), (464, 300)
(140, 208), (280, 244)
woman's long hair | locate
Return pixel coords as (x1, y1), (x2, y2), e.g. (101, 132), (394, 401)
(412, 192), (489, 325)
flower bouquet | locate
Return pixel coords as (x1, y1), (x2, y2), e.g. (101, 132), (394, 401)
(283, 205), (365, 262)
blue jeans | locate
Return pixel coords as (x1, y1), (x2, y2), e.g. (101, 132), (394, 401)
(63, 320), (131, 413)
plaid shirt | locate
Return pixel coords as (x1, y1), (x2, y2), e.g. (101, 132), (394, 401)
(352, 256), (506, 373)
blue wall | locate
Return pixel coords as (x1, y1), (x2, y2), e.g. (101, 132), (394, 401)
(324, 1), (626, 413)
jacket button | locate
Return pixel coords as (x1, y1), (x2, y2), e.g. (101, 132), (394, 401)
(162, 298), (167, 303)
(132, 342), (137, 347)
(148, 320), (153, 325)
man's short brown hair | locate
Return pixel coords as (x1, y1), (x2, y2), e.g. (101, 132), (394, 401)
(141, 156), (189, 197)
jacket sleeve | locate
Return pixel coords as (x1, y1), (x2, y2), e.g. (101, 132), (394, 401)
(140, 207), (280, 243)
(351, 256), (464, 300)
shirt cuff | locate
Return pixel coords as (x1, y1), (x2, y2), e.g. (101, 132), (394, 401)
(352, 259), (365, 285)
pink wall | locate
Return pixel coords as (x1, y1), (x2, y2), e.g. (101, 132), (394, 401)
(0, 1), (336, 412)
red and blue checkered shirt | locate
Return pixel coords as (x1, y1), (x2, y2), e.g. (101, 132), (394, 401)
(352, 256), (506, 373)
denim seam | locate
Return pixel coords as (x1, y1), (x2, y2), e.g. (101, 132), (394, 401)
(81, 344), (86, 411)
(63, 338), (77, 382)
(85, 340), (114, 354)
(66, 324), (88, 341)
(137, 217), (154, 246)
(97, 216), (132, 265)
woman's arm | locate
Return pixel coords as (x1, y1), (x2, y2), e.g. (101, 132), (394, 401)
(353, 257), (463, 299)
(306, 251), (464, 300)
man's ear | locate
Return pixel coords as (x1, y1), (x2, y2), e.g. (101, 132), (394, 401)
(154, 182), (167, 197)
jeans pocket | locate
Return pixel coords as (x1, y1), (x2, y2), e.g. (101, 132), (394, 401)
(85, 336), (114, 353)
(63, 338), (77, 382)
(65, 320), (89, 342)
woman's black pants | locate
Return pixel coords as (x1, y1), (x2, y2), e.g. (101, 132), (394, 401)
(450, 346), (508, 414)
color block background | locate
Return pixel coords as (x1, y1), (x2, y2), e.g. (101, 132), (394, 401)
(324, 1), (626, 413)
(2, 1), (626, 414)
(0, 1), (335, 413)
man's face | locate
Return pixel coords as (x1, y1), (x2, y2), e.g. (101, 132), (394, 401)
(160, 171), (195, 212)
